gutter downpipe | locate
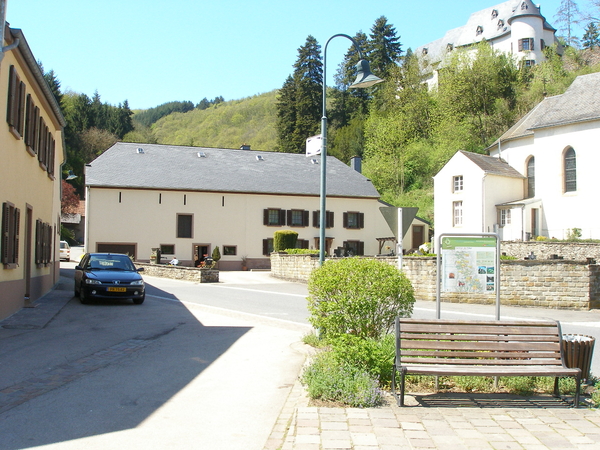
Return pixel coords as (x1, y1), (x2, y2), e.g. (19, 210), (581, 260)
(0, 1), (19, 65)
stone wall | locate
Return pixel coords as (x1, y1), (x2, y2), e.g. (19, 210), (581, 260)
(501, 241), (600, 262)
(136, 263), (219, 283)
(270, 253), (600, 310)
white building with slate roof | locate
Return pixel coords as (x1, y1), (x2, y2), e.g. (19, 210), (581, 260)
(84, 143), (428, 269)
(418, 0), (560, 88)
(434, 72), (600, 244)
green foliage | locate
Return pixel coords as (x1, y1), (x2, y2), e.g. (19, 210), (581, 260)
(301, 350), (384, 407)
(273, 230), (298, 252)
(152, 91), (278, 150)
(211, 246), (221, 262)
(567, 227), (583, 240)
(60, 225), (75, 243)
(307, 258), (414, 339)
(133, 101), (194, 127)
(284, 248), (319, 255)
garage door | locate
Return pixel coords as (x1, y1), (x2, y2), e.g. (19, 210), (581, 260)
(96, 243), (136, 259)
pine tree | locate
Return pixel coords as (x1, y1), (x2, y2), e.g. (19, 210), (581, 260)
(276, 75), (298, 153)
(582, 22), (600, 48)
(366, 16), (403, 78)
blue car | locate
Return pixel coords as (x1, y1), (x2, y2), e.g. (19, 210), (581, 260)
(74, 253), (145, 304)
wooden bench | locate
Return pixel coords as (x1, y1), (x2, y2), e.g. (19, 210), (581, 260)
(391, 318), (582, 407)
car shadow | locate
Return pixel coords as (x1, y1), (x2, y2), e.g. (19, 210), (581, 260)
(0, 268), (253, 449)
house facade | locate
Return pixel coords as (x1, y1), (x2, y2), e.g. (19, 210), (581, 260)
(418, 0), (560, 88)
(0, 24), (66, 320)
(434, 72), (600, 245)
(85, 143), (417, 270)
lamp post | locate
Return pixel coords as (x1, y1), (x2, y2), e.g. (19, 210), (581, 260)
(319, 34), (384, 265)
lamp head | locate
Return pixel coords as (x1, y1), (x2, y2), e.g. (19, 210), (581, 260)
(350, 60), (384, 89)
(66, 170), (78, 180)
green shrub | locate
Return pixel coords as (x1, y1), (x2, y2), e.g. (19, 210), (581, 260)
(328, 334), (395, 387)
(301, 351), (384, 407)
(211, 246), (221, 262)
(273, 230), (298, 252)
(284, 248), (319, 255)
(307, 257), (414, 339)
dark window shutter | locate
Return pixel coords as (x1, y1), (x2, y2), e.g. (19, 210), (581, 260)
(25, 94), (33, 147)
(518, 39), (523, 51)
(13, 207), (20, 265)
(286, 210), (292, 226)
(1, 203), (9, 264)
(303, 210), (309, 227)
(6, 66), (16, 127)
(262, 239), (268, 256)
(358, 213), (365, 229)
(17, 81), (26, 136)
(33, 107), (40, 154)
(327, 211), (334, 228)
(263, 209), (269, 225)
(35, 219), (41, 265)
(529, 38), (534, 50)
(313, 211), (319, 227)
(358, 241), (365, 256)
(279, 209), (286, 226)
(343, 212), (348, 228)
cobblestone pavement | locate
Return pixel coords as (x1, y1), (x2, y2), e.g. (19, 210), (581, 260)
(265, 380), (600, 450)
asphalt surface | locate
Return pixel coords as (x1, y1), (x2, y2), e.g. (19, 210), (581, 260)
(1, 267), (600, 449)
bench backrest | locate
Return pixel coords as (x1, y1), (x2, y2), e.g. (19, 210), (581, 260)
(395, 318), (566, 368)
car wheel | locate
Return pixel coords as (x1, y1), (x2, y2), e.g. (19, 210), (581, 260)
(133, 296), (145, 305)
(74, 284), (79, 297)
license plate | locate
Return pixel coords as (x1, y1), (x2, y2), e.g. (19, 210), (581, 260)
(107, 287), (127, 292)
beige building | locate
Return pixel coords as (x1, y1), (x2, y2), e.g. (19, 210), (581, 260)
(0, 24), (66, 320)
(84, 143), (428, 269)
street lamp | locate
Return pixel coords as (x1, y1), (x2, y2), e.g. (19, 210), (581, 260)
(319, 34), (384, 265)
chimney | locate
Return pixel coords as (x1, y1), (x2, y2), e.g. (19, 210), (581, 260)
(350, 156), (362, 173)
(240, 144), (251, 150)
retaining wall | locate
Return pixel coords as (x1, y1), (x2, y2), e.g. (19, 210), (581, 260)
(136, 263), (219, 283)
(270, 253), (600, 310)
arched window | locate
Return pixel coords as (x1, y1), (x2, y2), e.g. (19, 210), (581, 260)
(526, 157), (535, 198)
(564, 147), (576, 192)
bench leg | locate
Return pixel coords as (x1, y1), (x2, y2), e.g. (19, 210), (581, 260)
(400, 370), (406, 407)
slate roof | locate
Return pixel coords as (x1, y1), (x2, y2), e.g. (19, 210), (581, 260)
(416, 0), (554, 65)
(85, 142), (380, 199)
(459, 150), (524, 178)
(490, 72), (600, 147)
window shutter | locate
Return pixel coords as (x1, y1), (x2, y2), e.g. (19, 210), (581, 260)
(25, 94), (33, 147)
(518, 39), (523, 51)
(262, 239), (268, 256)
(286, 210), (292, 226)
(327, 211), (334, 228)
(529, 38), (534, 50)
(279, 209), (286, 226)
(358, 241), (365, 256)
(35, 219), (42, 265)
(6, 66), (16, 127)
(343, 212), (348, 228)
(358, 213), (365, 229)
(303, 210), (309, 227)
(313, 211), (319, 227)
(17, 81), (26, 136)
(33, 107), (40, 154)
(263, 209), (269, 225)
(13, 207), (20, 265)
(1, 203), (9, 264)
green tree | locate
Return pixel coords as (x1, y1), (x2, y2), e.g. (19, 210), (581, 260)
(276, 76), (298, 153)
(366, 16), (403, 78)
(582, 22), (600, 48)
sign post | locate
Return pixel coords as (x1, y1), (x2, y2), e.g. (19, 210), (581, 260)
(436, 233), (501, 320)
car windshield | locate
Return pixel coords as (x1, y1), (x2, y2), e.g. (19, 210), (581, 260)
(87, 255), (136, 271)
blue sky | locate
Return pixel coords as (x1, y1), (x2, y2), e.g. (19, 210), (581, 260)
(7, 0), (586, 110)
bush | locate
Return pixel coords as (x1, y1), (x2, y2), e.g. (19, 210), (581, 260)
(273, 230), (298, 252)
(307, 258), (414, 339)
(284, 248), (319, 255)
(301, 351), (384, 407)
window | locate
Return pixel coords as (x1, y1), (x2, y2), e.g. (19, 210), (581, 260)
(344, 212), (364, 229)
(262, 238), (274, 256)
(263, 208), (285, 226)
(296, 239), (309, 249)
(223, 245), (237, 256)
(313, 210), (334, 228)
(160, 244), (175, 255)
(491, 9), (498, 19)
(287, 209), (309, 227)
(526, 157), (535, 198)
(541, 39), (546, 50)
(476, 26), (483, 35)
(177, 214), (193, 238)
(6, 66), (26, 138)
(518, 38), (534, 51)
(343, 240), (364, 256)
(521, 1), (528, 10)
(453, 201), (463, 226)
(522, 59), (535, 68)
(564, 147), (577, 192)
(500, 209), (511, 226)
(497, 19), (504, 29)
(453, 175), (463, 192)
(35, 220), (52, 265)
(2, 202), (20, 267)
(446, 43), (453, 52)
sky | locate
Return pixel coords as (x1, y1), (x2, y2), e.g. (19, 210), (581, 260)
(6, 0), (588, 110)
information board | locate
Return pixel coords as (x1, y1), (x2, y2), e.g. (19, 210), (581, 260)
(440, 236), (497, 293)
